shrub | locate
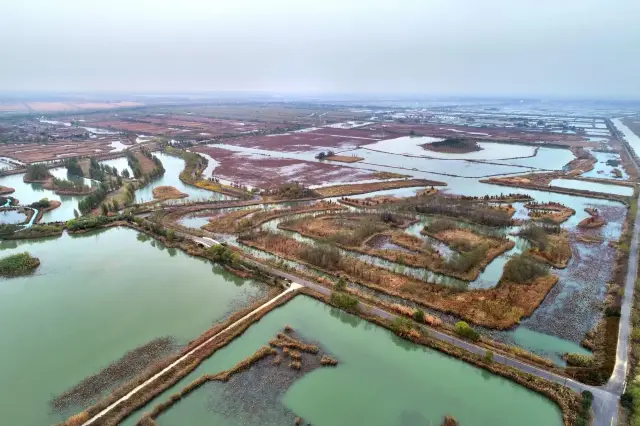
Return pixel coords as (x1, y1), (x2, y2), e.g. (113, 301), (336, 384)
(565, 353), (594, 368)
(425, 218), (456, 234)
(413, 309), (425, 323)
(330, 291), (359, 312)
(29, 198), (51, 209)
(208, 245), (237, 265)
(501, 254), (549, 283)
(334, 277), (347, 291)
(0, 252), (40, 276)
(605, 306), (621, 317)
(454, 321), (479, 341)
(24, 163), (51, 181)
(484, 350), (494, 363)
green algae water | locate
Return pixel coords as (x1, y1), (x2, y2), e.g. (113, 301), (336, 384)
(125, 296), (562, 426)
(0, 227), (268, 426)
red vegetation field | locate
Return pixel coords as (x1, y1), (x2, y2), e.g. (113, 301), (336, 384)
(192, 146), (380, 189)
(0, 139), (125, 163)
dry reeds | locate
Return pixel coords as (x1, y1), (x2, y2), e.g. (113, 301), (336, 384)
(320, 355), (338, 366)
(289, 360), (302, 370)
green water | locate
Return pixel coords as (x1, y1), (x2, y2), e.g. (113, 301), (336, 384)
(125, 297), (562, 426)
(0, 227), (268, 426)
(0, 169), (88, 222)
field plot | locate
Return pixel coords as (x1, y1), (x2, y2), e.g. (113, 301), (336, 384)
(192, 146), (385, 189)
(0, 139), (125, 163)
(84, 115), (281, 139)
(224, 127), (381, 153)
(383, 123), (599, 147)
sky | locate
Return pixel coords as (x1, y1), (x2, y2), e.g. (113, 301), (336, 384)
(1, 0), (639, 99)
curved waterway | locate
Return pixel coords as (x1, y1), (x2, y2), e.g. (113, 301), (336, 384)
(0, 169), (90, 222)
(133, 152), (233, 204)
(123, 296), (562, 426)
(0, 227), (268, 425)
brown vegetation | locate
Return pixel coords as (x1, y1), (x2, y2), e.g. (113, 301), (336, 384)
(152, 186), (188, 201)
(0, 185), (14, 195)
(324, 154), (363, 163)
(525, 201), (575, 224)
(578, 207), (606, 229)
(314, 178), (445, 197)
(240, 231), (558, 329)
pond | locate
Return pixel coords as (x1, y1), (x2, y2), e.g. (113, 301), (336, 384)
(133, 153), (234, 204)
(0, 227), (269, 425)
(362, 136), (536, 161)
(0, 169), (89, 222)
(125, 296), (563, 426)
(0, 209), (27, 224)
(549, 179), (634, 197)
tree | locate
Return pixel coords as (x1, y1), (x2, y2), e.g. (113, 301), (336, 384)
(112, 199), (120, 212)
(100, 203), (109, 216)
(122, 169), (130, 179)
(335, 277), (347, 291)
(166, 229), (175, 242)
(413, 309), (425, 323)
(484, 350), (494, 363)
(73, 209), (79, 219)
(454, 321), (479, 341)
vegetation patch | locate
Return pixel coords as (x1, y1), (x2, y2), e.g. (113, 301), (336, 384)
(51, 337), (179, 413)
(201, 208), (260, 233)
(0, 185), (15, 195)
(525, 201), (575, 224)
(0, 252), (40, 276)
(23, 163), (52, 182)
(518, 224), (572, 268)
(413, 196), (514, 227)
(314, 178), (443, 197)
(240, 231), (559, 329)
(152, 186), (188, 201)
(423, 137), (482, 154)
(139, 328), (336, 426)
(577, 207), (606, 229)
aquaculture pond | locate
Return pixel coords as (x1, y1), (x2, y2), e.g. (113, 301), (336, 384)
(0, 227), (268, 426)
(134, 152), (233, 203)
(124, 296), (563, 426)
(0, 169), (89, 222)
(549, 178), (634, 197)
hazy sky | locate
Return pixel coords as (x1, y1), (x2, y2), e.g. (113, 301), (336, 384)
(1, 0), (639, 98)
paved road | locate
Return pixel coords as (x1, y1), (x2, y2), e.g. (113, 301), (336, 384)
(192, 236), (629, 425)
